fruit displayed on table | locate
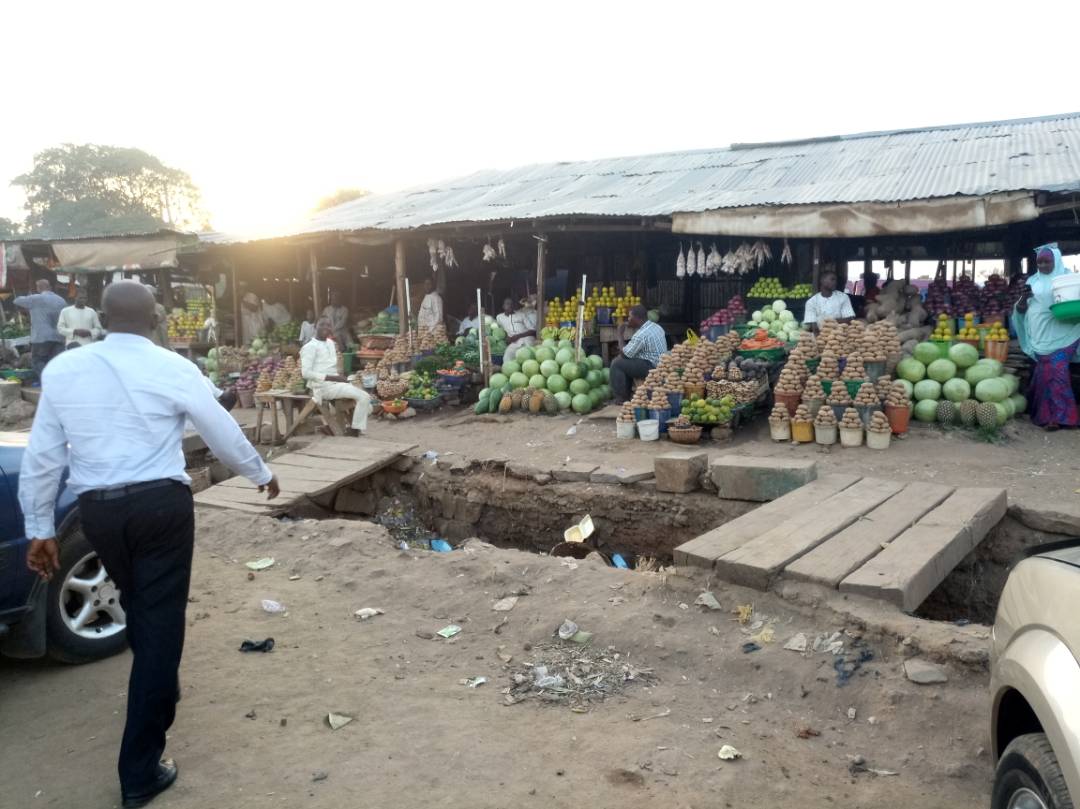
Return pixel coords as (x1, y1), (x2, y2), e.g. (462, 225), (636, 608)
(167, 297), (213, 342)
(901, 343), (1023, 430)
(747, 300), (801, 342)
(545, 286), (641, 327)
(700, 295), (747, 332)
(366, 308), (400, 335)
(680, 394), (735, 425)
(747, 278), (811, 299)
(270, 321), (301, 344)
(739, 330), (785, 350)
(956, 312), (979, 340)
(436, 361), (469, 378)
(418, 324), (449, 352)
(477, 349), (609, 416)
(405, 371), (439, 401)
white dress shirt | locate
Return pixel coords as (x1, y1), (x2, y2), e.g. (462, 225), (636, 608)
(300, 337), (339, 385)
(802, 292), (855, 325)
(57, 305), (103, 346)
(19, 333), (272, 539)
(298, 320), (317, 344)
(417, 293), (444, 330)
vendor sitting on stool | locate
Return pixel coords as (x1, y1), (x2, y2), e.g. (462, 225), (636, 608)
(611, 305), (668, 404)
(300, 317), (373, 436)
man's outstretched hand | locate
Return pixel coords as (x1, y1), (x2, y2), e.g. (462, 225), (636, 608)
(259, 476), (281, 500)
(27, 538), (60, 581)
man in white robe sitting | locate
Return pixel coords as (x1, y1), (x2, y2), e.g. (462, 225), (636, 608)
(299, 317), (372, 435)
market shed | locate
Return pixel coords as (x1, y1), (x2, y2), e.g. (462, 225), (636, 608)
(189, 112), (1080, 345)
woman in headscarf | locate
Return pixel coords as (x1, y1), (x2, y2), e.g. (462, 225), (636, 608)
(1014, 243), (1080, 430)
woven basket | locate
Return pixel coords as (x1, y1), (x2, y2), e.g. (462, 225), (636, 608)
(667, 425), (703, 444)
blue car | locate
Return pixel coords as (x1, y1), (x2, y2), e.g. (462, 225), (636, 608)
(0, 431), (127, 663)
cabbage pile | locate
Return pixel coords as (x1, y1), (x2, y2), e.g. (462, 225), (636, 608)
(748, 300), (802, 342)
(898, 341), (1025, 427)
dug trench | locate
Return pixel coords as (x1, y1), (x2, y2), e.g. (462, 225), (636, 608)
(258, 451), (1067, 629)
(189, 432), (1077, 630)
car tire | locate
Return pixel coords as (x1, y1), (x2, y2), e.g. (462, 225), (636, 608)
(45, 525), (128, 664)
(992, 733), (1075, 809)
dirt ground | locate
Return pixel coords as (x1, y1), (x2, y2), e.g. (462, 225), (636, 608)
(351, 404), (1080, 516)
(1, 510), (992, 809)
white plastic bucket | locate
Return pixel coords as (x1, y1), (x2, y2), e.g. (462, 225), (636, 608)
(866, 430), (891, 450)
(1053, 274), (1080, 303)
(638, 419), (660, 441)
(616, 420), (636, 439)
(563, 515), (595, 543)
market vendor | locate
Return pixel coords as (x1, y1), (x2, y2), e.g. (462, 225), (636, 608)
(1014, 243), (1080, 430)
(417, 279), (444, 331)
(14, 279), (66, 383)
(262, 297), (292, 329)
(300, 317), (373, 436)
(57, 288), (103, 348)
(146, 285), (170, 348)
(802, 270), (855, 332)
(241, 292), (268, 345)
(611, 305), (668, 404)
(299, 309), (317, 344)
(457, 303), (480, 335)
(497, 295), (537, 361)
(321, 290), (351, 347)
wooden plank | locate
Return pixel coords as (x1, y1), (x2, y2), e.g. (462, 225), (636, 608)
(216, 474), (325, 495)
(269, 455), (373, 476)
(193, 490), (280, 514)
(295, 437), (417, 460)
(714, 477), (906, 590)
(840, 487), (1007, 611)
(194, 486), (300, 508)
(673, 474), (861, 569)
(784, 482), (955, 588)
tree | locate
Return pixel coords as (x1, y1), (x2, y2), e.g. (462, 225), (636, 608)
(0, 218), (20, 240)
(12, 144), (206, 238)
(314, 187), (371, 212)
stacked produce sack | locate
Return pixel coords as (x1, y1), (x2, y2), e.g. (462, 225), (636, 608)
(896, 341), (1026, 429)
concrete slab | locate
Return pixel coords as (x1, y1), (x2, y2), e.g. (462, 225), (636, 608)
(552, 462), (599, 483)
(710, 455), (817, 502)
(654, 451), (708, 494)
(590, 464), (654, 485)
(713, 477), (905, 590)
(840, 488), (1007, 611)
(784, 482), (955, 588)
(673, 474), (860, 569)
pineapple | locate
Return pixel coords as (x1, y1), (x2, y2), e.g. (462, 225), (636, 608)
(959, 399), (978, 427)
(510, 389), (524, 409)
(936, 400), (956, 425)
(976, 402), (998, 429)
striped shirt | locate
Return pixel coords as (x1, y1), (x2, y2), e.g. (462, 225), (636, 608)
(623, 320), (667, 366)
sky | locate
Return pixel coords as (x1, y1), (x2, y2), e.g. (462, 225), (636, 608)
(4, 1), (1078, 239)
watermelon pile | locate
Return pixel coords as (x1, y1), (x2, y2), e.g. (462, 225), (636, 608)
(898, 341), (1025, 430)
(474, 339), (612, 416)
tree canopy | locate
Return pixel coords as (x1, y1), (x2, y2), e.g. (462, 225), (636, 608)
(12, 144), (206, 238)
(314, 187), (371, 212)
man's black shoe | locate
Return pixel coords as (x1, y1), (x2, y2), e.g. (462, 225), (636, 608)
(122, 759), (178, 808)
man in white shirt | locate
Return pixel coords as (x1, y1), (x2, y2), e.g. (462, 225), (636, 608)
(57, 287), (103, 348)
(262, 298), (291, 329)
(802, 270), (855, 332)
(417, 278), (444, 331)
(298, 308), (317, 345)
(457, 303), (480, 335)
(300, 317), (373, 434)
(496, 296), (538, 361)
(20, 281), (279, 809)
(240, 292), (267, 345)
(321, 290), (351, 347)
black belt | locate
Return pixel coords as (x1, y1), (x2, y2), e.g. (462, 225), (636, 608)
(80, 479), (185, 502)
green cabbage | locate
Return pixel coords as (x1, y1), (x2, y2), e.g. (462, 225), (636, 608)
(927, 358), (957, 383)
(897, 357), (926, 383)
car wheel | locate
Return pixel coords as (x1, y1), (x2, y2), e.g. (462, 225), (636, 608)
(992, 733), (1075, 809)
(45, 526), (128, 664)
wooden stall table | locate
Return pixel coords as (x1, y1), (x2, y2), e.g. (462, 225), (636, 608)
(254, 391), (355, 444)
(596, 322), (689, 363)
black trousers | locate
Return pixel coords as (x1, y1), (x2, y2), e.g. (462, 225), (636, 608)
(79, 482), (194, 793)
(610, 356), (654, 402)
(30, 340), (64, 383)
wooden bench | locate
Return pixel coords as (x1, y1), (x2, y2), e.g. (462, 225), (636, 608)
(254, 392), (356, 444)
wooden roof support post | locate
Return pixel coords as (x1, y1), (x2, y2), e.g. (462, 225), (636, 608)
(309, 246), (320, 317)
(811, 239), (822, 290)
(230, 259), (241, 347)
(535, 234), (548, 331)
(395, 239), (407, 336)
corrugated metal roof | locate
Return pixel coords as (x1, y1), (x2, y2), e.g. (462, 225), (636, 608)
(287, 112), (1080, 238)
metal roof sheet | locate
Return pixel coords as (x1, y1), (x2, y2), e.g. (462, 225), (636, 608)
(288, 112), (1080, 238)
